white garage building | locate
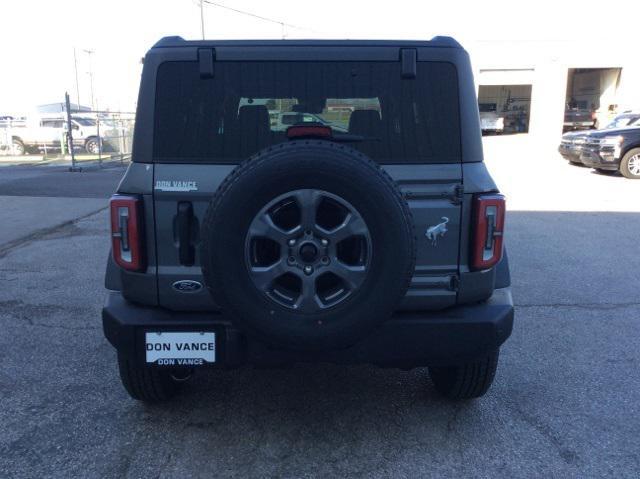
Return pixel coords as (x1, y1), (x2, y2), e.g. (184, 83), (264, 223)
(469, 40), (640, 148)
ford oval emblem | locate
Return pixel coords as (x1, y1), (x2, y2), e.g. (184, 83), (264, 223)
(172, 280), (203, 293)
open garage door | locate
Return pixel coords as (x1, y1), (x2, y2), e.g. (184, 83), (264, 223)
(478, 69), (533, 135)
(564, 68), (622, 131)
(478, 84), (532, 135)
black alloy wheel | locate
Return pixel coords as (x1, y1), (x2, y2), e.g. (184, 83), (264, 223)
(245, 189), (372, 312)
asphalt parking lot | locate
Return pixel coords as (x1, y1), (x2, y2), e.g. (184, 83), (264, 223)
(1, 140), (639, 478)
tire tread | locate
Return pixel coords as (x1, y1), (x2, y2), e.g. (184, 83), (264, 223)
(117, 355), (178, 402)
(429, 351), (499, 400)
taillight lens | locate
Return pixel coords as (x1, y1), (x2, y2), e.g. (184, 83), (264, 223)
(110, 195), (145, 271)
(471, 194), (505, 271)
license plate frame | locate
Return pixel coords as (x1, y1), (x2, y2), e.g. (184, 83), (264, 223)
(144, 331), (216, 367)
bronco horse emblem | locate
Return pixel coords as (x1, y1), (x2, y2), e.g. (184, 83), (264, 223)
(425, 217), (449, 245)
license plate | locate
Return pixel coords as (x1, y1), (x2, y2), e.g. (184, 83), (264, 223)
(145, 332), (216, 366)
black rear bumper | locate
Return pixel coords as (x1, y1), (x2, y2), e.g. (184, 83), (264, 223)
(102, 288), (514, 369)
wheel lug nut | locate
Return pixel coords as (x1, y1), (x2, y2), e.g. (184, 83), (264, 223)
(288, 239), (296, 246)
(321, 256), (329, 264)
(321, 239), (328, 246)
(288, 256), (296, 265)
(304, 266), (313, 275)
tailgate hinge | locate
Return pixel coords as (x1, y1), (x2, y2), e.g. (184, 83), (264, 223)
(448, 275), (460, 292)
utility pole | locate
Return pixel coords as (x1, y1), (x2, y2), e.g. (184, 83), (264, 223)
(73, 48), (81, 109)
(200, 0), (205, 39)
(81, 49), (102, 163)
(84, 49), (95, 112)
(65, 92), (79, 172)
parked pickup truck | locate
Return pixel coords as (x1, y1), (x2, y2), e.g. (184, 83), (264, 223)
(271, 111), (347, 132)
(563, 108), (596, 132)
(10, 116), (102, 155)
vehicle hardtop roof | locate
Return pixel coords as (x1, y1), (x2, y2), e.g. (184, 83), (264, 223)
(152, 36), (462, 49)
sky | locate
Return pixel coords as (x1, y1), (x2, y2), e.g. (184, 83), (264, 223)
(0, 0), (634, 114)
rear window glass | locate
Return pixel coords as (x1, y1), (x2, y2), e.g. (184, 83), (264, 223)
(73, 117), (96, 126)
(153, 61), (460, 164)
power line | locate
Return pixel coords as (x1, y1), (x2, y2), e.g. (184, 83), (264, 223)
(201, 0), (323, 36)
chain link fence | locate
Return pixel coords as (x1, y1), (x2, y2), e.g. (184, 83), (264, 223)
(0, 110), (134, 165)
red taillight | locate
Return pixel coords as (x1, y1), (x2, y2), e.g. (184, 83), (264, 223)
(286, 125), (332, 139)
(110, 195), (145, 271)
(471, 194), (505, 271)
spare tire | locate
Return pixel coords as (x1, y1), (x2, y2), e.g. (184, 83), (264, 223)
(200, 140), (415, 351)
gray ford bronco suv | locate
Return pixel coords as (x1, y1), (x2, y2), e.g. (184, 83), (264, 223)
(103, 36), (513, 402)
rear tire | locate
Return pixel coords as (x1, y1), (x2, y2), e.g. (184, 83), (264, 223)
(429, 351), (499, 400)
(117, 355), (179, 402)
(619, 148), (640, 179)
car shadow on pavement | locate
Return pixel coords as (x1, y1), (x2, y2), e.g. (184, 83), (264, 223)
(589, 169), (621, 177)
(103, 361), (495, 476)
